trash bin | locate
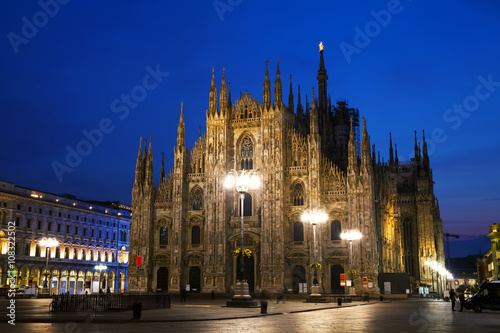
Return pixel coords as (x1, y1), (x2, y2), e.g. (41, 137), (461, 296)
(379, 296), (383, 302)
(132, 301), (142, 320)
(337, 297), (342, 306)
(261, 300), (268, 314)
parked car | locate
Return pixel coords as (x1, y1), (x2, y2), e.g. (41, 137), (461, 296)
(465, 280), (500, 312)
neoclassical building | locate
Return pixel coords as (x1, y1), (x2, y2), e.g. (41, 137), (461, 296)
(0, 180), (130, 294)
(128, 47), (445, 295)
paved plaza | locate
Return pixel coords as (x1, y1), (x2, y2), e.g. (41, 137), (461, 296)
(1, 297), (499, 332)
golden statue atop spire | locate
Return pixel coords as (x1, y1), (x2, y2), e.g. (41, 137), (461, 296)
(319, 41), (324, 52)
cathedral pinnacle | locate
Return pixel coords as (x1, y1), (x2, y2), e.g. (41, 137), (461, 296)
(209, 66), (217, 117)
(177, 102), (185, 147)
(274, 58), (282, 108)
(389, 132), (394, 165)
(134, 136), (143, 185)
(220, 66), (228, 116)
(288, 74), (294, 114)
(263, 59), (271, 110)
(317, 40), (328, 112)
(160, 152), (165, 184)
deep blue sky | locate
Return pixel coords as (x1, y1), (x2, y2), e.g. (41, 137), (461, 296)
(1, 1), (499, 257)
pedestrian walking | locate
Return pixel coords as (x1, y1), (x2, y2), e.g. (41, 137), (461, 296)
(449, 288), (456, 311)
(459, 291), (466, 311)
(211, 290), (215, 300)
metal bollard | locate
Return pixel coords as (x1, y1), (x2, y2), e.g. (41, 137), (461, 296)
(261, 300), (268, 314)
(337, 297), (342, 306)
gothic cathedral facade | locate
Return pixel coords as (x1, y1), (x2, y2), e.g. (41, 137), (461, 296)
(128, 48), (445, 295)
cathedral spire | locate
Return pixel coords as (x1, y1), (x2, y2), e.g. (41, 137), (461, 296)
(414, 130), (419, 164)
(389, 132), (394, 166)
(159, 152), (165, 185)
(317, 41), (328, 113)
(372, 143), (377, 167)
(361, 116), (371, 167)
(288, 74), (294, 114)
(274, 58), (282, 109)
(145, 135), (154, 187)
(263, 60), (271, 110)
(422, 130), (430, 170)
(219, 66), (228, 116)
(296, 84), (303, 120)
(348, 117), (358, 172)
(209, 66), (217, 117)
(310, 86), (318, 131)
(177, 102), (185, 148)
(134, 136), (143, 185)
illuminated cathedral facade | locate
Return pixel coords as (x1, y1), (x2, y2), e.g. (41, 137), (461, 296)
(127, 46), (445, 295)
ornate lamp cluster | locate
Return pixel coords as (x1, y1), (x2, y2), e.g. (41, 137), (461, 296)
(39, 237), (59, 293)
(340, 230), (362, 242)
(39, 237), (59, 248)
(224, 169), (260, 193)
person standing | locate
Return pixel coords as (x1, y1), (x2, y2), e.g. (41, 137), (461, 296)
(449, 288), (456, 311)
(459, 291), (466, 311)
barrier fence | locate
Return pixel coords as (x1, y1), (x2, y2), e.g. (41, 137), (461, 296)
(49, 293), (170, 312)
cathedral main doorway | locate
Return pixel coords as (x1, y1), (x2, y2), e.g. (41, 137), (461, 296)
(156, 267), (168, 292)
(330, 264), (345, 294)
(189, 266), (201, 292)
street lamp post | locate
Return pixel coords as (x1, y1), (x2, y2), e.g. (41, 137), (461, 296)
(302, 209), (328, 303)
(340, 230), (362, 295)
(425, 259), (453, 298)
(225, 169), (259, 307)
(39, 237), (59, 295)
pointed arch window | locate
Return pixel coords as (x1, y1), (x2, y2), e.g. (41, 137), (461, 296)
(160, 227), (168, 245)
(402, 217), (415, 276)
(293, 183), (304, 206)
(191, 188), (204, 211)
(239, 193), (252, 217)
(293, 221), (304, 241)
(240, 136), (253, 170)
(331, 220), (341, 240)
(191, 226), (201, 245)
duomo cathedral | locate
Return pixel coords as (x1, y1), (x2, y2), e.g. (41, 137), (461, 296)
(127, 45), (445, 295)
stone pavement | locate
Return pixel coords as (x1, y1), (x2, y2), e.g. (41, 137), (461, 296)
(10, 296), (375, 323)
